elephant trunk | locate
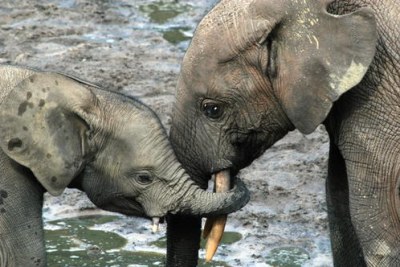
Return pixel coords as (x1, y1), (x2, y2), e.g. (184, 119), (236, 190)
(166, 214), (201, 267)
(165, 169), (249, 267)
(168, 174), (249, 217)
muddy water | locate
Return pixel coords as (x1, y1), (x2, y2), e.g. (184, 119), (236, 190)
(139, 2), (193, 44)
(45, 213), (314, 266)
(45, 215), (235, 266)
(45, 215), (164, 266)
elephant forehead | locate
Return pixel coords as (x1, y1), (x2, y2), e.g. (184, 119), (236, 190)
(186, 0), (277, 63)
(195, 0), (253, 41)
(123, 114), (164, 137)
(180, 58), (251, 99)
(116, 118), (169, 155)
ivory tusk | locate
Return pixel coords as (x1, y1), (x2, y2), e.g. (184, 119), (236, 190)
(204, 169), (231, 262)
(205, 215), (227, 262)
(152, 217), (160, 233)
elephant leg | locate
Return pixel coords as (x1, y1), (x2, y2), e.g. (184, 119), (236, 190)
(343, 147), (400, 266)
(0, 153), (46, 267)
(166, 214), (201, 267)
(326, 142), (366, 266)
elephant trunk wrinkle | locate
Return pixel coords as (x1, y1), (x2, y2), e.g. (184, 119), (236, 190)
(168, 178), (199, 213)
(171, 177), (249, 217)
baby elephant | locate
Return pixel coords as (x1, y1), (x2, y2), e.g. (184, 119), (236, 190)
(0, 65), (249, 267)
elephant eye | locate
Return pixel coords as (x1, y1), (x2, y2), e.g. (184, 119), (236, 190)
(201, 100), (224, 120)
(135, 172), (154, 185)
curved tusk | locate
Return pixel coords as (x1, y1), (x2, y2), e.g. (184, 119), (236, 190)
(204, 170), (231, 262)
(205, 215), (227, 262)
(152, 217), (160, 233)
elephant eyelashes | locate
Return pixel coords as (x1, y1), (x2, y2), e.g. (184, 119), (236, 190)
(135, 172), (154, 185)
(201, 99), (224, 120)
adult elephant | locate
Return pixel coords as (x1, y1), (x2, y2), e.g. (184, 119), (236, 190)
(0, 65), (249, 267)
(168, 0), (400, 266)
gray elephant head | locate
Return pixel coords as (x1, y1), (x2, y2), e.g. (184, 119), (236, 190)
(168, 0), (377, 265)
(171, 0), (376, 187)
(0, 65), (249, 221)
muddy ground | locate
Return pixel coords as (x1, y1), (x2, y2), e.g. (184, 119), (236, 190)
(0, 0), (332, 266)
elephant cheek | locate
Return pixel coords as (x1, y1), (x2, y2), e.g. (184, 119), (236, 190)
(81, 177), (111, 208)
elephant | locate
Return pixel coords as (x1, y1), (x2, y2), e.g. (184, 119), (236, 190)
(0, 65), (250, 267)
(168, 0), (400, 266)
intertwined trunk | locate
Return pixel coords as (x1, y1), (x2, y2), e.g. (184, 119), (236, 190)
(162, 151), (249, 266)
(163, 155), (204, 267)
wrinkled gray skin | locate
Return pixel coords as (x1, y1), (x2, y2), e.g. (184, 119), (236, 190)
(169, 0), (400, 266)
(0, 65), (249, 267)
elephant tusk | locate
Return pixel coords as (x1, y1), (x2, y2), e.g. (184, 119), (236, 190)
(204, 169), (231, 262)
(152, 217), (160, 233)
(204, 215), (227, 262)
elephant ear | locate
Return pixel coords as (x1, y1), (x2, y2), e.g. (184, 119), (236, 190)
(262, 0), (377, 134)
(0, 72), (97, 196)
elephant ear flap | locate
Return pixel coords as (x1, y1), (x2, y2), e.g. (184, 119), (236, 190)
(269, 1), (377, 134)
(0, 73), (91, 196)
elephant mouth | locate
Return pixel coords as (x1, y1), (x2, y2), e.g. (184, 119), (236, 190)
(101, 198), (146, 217)
(102, 197), (166, 233)
(101, 197), (162, 217)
